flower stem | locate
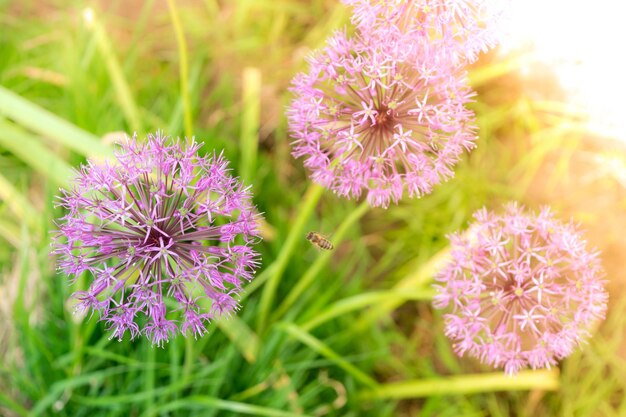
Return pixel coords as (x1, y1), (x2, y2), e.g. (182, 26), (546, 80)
(166, 0), (193, 139)
(300, 288), (435, 332)
(353, 245), (451, 332)
(359, 369), (559, 400)
(273, 200), (370, 320)
(182, 335), (195, 384)
(256, 183), (324, 334)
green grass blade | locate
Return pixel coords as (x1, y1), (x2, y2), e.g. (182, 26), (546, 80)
(30, 366), (133, 416)
(0, 86), (110, 157)
(257, 183), (324, 334)
(81, 346), (156, 367)
(354, 246), (451, 330)
(0, 172), (39, 231)
(0, 392), (29, 417)
(72, 375), (192, 406)
(217, 316), (261, 363)
(239, 262), (277, 302)
(167, 58), (204, 136)
(149, 396), (314, 417)
(239, 67), (261, 184)
(144, 344), (156, 417)
(182, 336), (195, 395)
(279, 322), (378, 388)
(0, 119), (74, 187)
(83, 7), (143, 133)
(0, 218), (20, 246)
(360, 370), (560, 400)
(166, 0), (193, 139)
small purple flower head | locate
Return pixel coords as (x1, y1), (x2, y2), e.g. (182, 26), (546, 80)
(53, 132), (261, 346)
(288, 30), (477, 208)
(433, 204), (608, 374)
(343, 0), (504, 65)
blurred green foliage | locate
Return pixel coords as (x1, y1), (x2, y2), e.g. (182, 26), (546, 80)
(0, 1), (625, 416)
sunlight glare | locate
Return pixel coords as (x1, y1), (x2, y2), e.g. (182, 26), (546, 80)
(501, 0), (626, 141)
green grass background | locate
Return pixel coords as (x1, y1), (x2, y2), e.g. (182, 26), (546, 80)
(1, 0), (625, 416)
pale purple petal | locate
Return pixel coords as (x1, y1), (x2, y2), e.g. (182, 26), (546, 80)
(53, 132), (262, 345)
(433, 203), (608, 374)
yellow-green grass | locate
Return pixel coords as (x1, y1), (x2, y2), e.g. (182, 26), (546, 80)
(0, 1), (624, 416)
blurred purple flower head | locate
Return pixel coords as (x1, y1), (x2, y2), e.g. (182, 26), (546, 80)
(288, 30), (477, 208)
(433, 204), (608, 374)
(53, 132), (261, 346)
(343, 0), (504, 65)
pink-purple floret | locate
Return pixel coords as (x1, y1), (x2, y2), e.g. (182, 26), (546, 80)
(52, 132), (261, 346)
(434, 204), (608, 374)
(287, 0), (503, 208)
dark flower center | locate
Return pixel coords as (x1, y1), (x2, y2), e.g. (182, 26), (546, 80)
(146, 228), (169, 247)
(374, 104), (395, 132)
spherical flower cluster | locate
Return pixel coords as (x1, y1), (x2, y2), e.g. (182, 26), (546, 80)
(288, 30), (477, 208)
(433, 204), (608, 374)
(343, 0), (504, 65)
(53, 133), (261, 346)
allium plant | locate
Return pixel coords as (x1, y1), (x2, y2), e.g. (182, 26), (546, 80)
(288, 30), (477, 208)
(53, 133), (261, 346)
(433, 204), (608, 374)
(343, 0), (504, 65)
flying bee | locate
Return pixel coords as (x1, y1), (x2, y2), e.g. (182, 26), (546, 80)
(306, 231), (334, 250)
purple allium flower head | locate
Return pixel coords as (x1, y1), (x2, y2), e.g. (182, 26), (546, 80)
(287, 30), (477, 208)
(53, 132), (261, 346)
(343, 0), (504, 65)
(433, 203), (608, 375)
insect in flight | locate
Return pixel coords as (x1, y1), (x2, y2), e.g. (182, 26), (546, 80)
(306, 231), (334, 250)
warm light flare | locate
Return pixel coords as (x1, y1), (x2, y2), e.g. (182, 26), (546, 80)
(82, 7), (94, 26)
(501, 0), (626, 140)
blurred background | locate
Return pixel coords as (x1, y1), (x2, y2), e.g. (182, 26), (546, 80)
(1, 0), (625, 416)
